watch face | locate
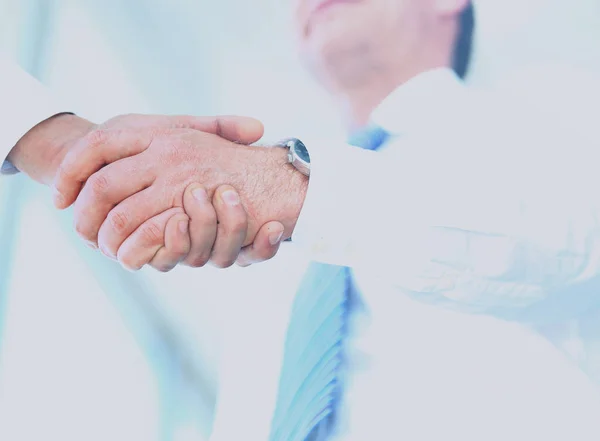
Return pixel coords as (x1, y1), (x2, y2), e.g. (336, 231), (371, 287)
(294, 140), (310, 163)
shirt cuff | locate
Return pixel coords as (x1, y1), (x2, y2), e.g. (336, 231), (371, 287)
(0, 160), (19, 175)
(0, 57), (68, 174)
(292, 137), (384, 266)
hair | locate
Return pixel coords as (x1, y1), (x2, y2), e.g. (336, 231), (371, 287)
(452, 2), (475, 79)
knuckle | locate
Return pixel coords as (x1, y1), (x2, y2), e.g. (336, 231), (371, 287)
(171, 242), (188, 256)
(195, 209), (217, 227)
(74, 219), (92, 241)
(211, 256), (236, 269)
(117, 113), (137, 122)
(186, 257), (208, 268)
(222, 216), (247, 236)
(153, 263), (174, 273)
(214, 118), (224, 137)
(82, 128), (109, 148)
(161, 141), (190, 165)
(186, 254), (210, 268)
(139, 222), (163, 244)
(55, 159), (76, 185)
(108, 210), (131, 234)
(171, 117), (191, 129)
(214, 116), (238, 140)
(88, 173), (110, 197)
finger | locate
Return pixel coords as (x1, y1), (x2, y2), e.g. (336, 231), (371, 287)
(53, 116), (263, 210)
(97, 185), (171, 259)
(164, 115), (265, 145)
(72, 156), (154, 246)
(149, 214), (191, 272)
(181, 184), (218, 268)
(209, 185), (248, 269)
(236, 221), (284, 267)
(53, 128), (154, 209)
(116, 207), (185, 271)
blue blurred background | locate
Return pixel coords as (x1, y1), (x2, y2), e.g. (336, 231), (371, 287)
(0, 1), (598, 440)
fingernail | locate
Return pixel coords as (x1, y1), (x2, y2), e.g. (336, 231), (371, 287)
(179, 220), (189, 234)
(235, 254), (251, 267)
(193, 187), (208, 202)
(269, 230), (284, 246)
(222, 190), (240, 206)
(236, 260), (251, 268)
(100, 245), (116, 260)
(85, 241), (98, 250)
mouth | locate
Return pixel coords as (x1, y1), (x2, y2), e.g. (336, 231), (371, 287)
(309, 0), (359, 18)
(302, 0), (359, 37)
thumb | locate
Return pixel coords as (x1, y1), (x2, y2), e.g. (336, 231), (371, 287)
(168, 115), (265, 145)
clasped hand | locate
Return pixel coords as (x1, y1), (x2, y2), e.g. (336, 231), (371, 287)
(51, 114), (304, 272)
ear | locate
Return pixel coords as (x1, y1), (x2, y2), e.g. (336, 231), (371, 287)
(434, 0), (470, 17)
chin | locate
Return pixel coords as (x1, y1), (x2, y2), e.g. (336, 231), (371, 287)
(303, 26), (354, 66)
(306, 13), (355, 47)
(301, 28), (375, 89)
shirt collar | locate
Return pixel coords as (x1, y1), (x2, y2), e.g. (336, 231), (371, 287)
(371, 68), (465, 135)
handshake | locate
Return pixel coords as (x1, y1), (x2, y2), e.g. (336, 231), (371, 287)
(13, 112), (309, 272)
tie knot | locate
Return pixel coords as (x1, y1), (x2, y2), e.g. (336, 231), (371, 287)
(347, 125), (389, 151)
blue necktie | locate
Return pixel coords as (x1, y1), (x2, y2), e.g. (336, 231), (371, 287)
(269, 127), (389, 441)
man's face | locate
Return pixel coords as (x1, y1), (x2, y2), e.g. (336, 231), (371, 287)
(292, 0), (460, 90)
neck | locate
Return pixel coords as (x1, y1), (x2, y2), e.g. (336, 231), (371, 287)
(338, 61), (452, 131)
(337, 79), (399, 131)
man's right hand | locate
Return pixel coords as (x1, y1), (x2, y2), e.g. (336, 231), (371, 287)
(117, 183), (285, 272)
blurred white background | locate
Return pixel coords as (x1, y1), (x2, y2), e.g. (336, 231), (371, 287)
(0, 1), (598, 440)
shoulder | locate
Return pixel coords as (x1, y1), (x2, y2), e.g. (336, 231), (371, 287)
(494, 63), (599, 123)
(463, 63), (599, 135)
(500, 62), (600, 91)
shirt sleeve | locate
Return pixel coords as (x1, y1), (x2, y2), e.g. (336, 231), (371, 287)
(292, 74), (600, 320)
(0, 56), (66, 172)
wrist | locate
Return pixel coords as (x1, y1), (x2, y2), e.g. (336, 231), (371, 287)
(265, 146), (309, 238)
(7, 113), (95, 185)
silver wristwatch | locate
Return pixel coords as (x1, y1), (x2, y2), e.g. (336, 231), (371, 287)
(278, 138), (311, 177)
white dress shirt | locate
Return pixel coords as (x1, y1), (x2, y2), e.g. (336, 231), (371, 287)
(212, 67), (600, 441)
(294, 66), (600, 323)
(0, 57), (64, 172)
